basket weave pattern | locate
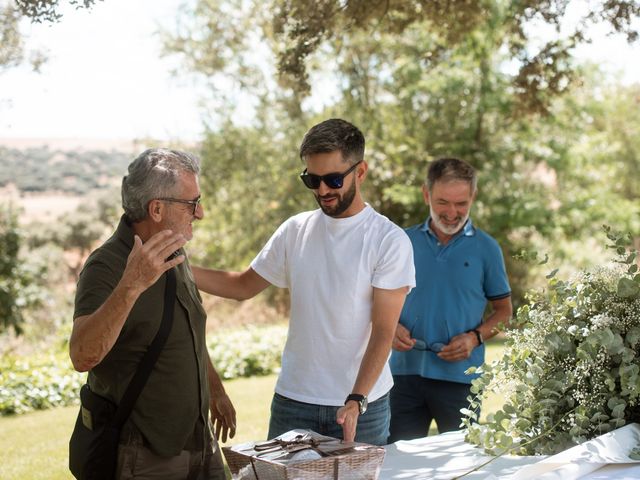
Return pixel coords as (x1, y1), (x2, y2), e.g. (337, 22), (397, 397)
(223, 430), (385, 480)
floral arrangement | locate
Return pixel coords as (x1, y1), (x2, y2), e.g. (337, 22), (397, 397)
(463, 228), (640, 456)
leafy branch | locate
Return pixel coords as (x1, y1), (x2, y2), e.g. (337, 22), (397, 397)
(454, 405), (583, 479)
(463, 226), (640, 456)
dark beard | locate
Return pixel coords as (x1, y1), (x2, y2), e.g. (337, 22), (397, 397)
(314, 176), (357, 217)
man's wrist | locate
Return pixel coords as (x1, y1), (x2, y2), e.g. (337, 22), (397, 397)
(344, 393), (368, 415)
(468, 328), (483, 346)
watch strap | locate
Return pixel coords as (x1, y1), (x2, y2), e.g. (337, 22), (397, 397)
(345, 393), (368, 415)
(345, 393), (366, 404)
(469, 328), (483, 345)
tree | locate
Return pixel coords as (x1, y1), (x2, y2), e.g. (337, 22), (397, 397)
(14, 0), (100, 23)
(165, 0), (640, 308)
(1, 0), (101, 73)
(26, 191), (119, 280)
(0, 205), (43, 334)
(270, 0), (639, 114)
(0, 1), (23, 71)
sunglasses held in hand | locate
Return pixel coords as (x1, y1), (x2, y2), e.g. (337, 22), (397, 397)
(299, 161), (362, 189)
(413, 339), (445, 353)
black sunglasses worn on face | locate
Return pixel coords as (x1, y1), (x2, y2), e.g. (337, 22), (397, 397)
(299, 161), (362, 190)
(158, 195), (202, 215)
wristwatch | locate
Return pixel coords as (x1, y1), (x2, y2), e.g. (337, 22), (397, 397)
(344, 393), (368, 415)
(469, 328), (484, 346)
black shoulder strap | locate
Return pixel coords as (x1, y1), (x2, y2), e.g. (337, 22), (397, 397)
(112, 268), (177, 427)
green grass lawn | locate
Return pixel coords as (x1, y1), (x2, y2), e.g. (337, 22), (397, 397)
(0, 374), (276, 480)
(0, 343), (505, 479)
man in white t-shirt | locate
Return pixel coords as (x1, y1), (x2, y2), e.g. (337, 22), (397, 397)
(192, 118), (415, 445)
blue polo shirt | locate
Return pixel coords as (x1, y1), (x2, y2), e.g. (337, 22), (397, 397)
(389, 217), (511, 384)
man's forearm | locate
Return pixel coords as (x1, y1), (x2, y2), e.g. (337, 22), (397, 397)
(192, 266), (244, 299)
(478, 297), (513, 341)
(350, 327), (395, 396)
(69, 281), (142, 372)
(192, 266), (270, 301)
(351, 286), (408, 395)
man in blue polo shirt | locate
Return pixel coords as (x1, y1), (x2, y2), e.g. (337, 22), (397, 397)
(388, 157), (512, 442)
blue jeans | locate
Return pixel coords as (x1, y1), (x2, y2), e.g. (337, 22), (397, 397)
(388, 375), (475, 443)
(268, 392), (390, 446)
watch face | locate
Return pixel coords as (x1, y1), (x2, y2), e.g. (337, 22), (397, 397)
(359, 397), (368, 415)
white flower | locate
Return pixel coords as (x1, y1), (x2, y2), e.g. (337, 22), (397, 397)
(590, 313), (616, 331)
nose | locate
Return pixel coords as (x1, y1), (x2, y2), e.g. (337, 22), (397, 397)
(443, 205), (457, 219)
(194, 202), (204, 220)
(316, 181), (332, 196)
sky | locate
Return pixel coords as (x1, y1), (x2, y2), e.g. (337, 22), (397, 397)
(0, 0), (638, 142)
(0, 0), (205, 141)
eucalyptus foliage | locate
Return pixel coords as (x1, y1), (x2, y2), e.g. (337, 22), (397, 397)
(463, 227), (640, 455)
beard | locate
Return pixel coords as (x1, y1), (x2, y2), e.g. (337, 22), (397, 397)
(429, 204), (469, 236)
(314, 176), (357, 217)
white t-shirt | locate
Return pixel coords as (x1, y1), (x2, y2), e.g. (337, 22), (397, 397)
(250, 204), (415, 406)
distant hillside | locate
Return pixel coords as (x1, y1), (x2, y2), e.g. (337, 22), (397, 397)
(0, 145), (130, 194)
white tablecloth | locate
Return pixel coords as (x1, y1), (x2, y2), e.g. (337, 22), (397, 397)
(380, 423), (640, 480)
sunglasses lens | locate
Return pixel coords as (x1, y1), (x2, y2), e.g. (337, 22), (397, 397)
(301, 174), (321, 189)
(323, 175), (343, 189)
(413, 339), (427, 351)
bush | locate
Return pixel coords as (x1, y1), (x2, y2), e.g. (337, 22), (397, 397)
(0, 353), (84, 415)
(208, 324), (287, 379)
(0, 324), (287, 416)
(463, 228), (640, 455)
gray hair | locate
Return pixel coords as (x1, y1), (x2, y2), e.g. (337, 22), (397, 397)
(122, 148), (200, 223)
(426, 157), (477, 193)
(299, 118), (365, 166)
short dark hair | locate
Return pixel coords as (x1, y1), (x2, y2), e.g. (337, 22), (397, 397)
(299, 118), (365, 165)
(122, 148), (200, 223)
(426, 157), (477, 192)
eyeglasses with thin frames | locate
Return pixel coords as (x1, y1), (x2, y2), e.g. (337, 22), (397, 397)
(158, 195), (202, 215)
(299, 161), (362, 190)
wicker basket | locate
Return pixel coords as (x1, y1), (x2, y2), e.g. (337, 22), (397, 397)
(222, 429), (385, 480)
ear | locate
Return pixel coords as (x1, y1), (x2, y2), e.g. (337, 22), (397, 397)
(147, 199), (164, 223)
(422, 184), (430, 206)
(356, 161), (368, 183)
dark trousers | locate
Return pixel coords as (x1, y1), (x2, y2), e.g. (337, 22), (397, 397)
(388, 375), (475, 443)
